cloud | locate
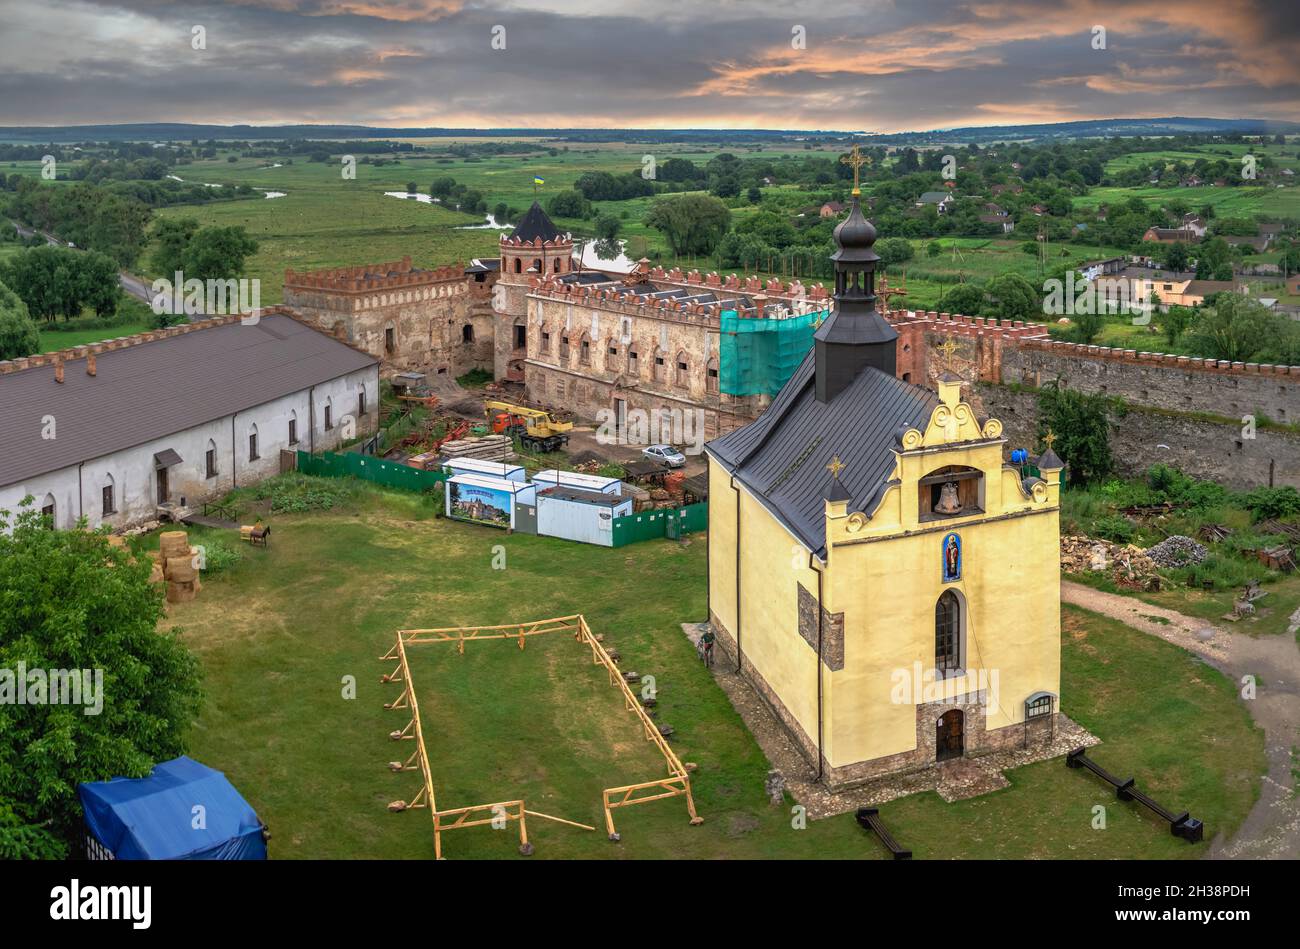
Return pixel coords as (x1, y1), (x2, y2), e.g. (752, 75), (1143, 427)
(0, 0), (1295, 129)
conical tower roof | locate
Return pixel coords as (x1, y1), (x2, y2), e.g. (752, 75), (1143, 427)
(509, 201), (564, 243)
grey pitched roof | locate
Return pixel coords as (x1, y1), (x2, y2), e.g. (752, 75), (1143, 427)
(0, 315), (377, 488)
(510, 201), (563, 243)
(707, 352), (939, 555)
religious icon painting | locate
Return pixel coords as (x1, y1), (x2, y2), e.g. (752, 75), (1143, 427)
(942, 532), (962, 583)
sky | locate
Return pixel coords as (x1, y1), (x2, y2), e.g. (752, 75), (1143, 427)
(1, 0), (1298, 131)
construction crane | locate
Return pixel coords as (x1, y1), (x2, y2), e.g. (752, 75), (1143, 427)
(483, 401), (573, 453)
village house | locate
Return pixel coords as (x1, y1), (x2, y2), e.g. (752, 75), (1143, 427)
(0, 314), (379, 531)
(916, 191), (954, 213)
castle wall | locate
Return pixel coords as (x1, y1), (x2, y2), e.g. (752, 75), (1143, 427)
(283, 256), (494, 378)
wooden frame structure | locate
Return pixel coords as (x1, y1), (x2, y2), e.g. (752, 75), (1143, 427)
(380, 614), (702, 859)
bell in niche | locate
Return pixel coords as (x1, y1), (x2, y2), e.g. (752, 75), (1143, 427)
(935, 481), (963, 515)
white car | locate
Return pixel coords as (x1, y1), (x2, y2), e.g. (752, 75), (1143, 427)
(643, 444), (686, 468)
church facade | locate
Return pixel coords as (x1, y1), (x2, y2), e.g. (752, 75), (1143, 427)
(705, 184), (1063, 789)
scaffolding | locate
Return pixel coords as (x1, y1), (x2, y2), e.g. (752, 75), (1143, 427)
(380, 614), (702, 859)
(718, 308), (825, 398)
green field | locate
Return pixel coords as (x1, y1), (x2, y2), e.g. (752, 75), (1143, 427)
(160, 478), (1263, 859)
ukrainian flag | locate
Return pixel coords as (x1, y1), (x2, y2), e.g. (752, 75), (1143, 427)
(533, 176), (545, 185)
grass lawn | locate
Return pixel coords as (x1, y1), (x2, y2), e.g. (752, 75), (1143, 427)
(36, 298), (157, 353)
(158, 479), (1263, 859)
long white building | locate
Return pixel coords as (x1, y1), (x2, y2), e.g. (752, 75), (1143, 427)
(0, 313), (380, 531)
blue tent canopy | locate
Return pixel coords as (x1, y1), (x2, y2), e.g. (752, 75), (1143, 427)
(78, 756), (267, 860)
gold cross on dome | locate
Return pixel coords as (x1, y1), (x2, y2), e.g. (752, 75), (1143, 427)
(826, 455), (846, 479)
(840, 144), (870, 196)
(938, 337), (959, 369)
(1043, 428), (1057, 449)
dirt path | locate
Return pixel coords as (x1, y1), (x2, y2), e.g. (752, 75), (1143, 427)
(1062, 580), (1300, 859)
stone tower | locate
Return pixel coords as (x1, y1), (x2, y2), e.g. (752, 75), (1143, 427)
(493, 201), (573, 382)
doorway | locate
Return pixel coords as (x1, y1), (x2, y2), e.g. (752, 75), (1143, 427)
(156, 466), (169, 504)
(614, 398), (627, 439)
(936, 709), (964, 762)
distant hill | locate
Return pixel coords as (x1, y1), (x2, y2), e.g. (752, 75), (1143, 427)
(0, 117), (1295, 145)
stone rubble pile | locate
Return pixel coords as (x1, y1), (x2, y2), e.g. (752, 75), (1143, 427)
(1060, 534), (1160, 586)
(1145, 535), (1209, 568)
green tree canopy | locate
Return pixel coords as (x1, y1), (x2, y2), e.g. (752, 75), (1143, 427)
(1190, 294), (1276, 362)
(0, 503), (203, 858)
(1036, 382), (1113, 485)
(644, 194), (732, 256)
(0, 279), (39, 360)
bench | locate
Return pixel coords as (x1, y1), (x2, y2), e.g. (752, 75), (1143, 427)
(1066, 748), (1203, 843)
(855, 807), (912, 860)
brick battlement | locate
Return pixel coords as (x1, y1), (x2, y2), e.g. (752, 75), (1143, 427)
(0, 306), (372, 377)
(500, 234), (572, 249)
(893, 308), (1300, 377)
(528, 275), (829, 327)
(284, 255), (465, 293)
(646, 266), (832, 302)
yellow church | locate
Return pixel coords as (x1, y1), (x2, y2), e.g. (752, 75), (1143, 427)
(705, 189), (1064, 790)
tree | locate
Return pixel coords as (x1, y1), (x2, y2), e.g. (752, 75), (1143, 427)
(180, 226), (259, 282)
(0, 279), (38, 360)
(149, 217), (200, 277)
(1036, 382), (1112, 485)
(936, 282), (985, 316)
(593, 214), (622, 242)
(644, 194), (731, 256)
(1163, 242), (1190, 271)
(1160, 305), (1194, 347)
(1070, 310), (1105, 344)
(546, 189), (591, 219)
(1189, 294), (1276, 362)
(927, 241), (942, 257)
(0, 503), (202, 857)
(984, 272), (1040, 322)
(875, 237), (914, 268)
(406, 181), (418, 195)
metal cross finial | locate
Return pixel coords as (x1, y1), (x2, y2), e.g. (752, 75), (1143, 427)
(826, 455), (846, 479)
(938, 337), (959, 369)
(1043, 428), (1057, 449)
(840, 144), (870, 196)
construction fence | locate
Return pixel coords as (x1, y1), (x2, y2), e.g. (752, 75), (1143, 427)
(610, 503), (708, 547)
(296, 450), (448, 492)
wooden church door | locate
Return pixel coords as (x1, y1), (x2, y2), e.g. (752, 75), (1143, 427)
(936, 710), (964, 762)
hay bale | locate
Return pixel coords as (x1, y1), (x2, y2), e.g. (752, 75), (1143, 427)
(165, 556), (197, 582)
(165, 580), (197, 603)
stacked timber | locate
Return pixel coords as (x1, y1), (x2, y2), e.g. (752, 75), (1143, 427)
(158, 530), (202, 603)
(439, 434), (513, 462)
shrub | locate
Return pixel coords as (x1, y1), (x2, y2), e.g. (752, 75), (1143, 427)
(1240, 486), (1300, 522)
(1092, 514), (1136, 544)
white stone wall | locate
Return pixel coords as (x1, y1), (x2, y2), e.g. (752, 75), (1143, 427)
(0, 365), (378, 531)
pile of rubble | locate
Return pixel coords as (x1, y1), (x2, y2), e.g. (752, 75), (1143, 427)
(1060, 534), (1161, 587)
(439, 434), (512, 462)
(1145, 535), (1209, 568)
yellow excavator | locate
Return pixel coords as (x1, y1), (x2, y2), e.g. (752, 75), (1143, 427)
(484, 401), (573, 453)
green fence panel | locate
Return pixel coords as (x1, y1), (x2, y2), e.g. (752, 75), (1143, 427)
(610, 503), (709, 546)
(295, 450), (447, 492)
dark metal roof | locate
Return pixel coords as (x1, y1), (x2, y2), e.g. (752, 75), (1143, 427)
(538, 485), (625, 507)
(510, 201), (563, 243)
(0, 315), (378, 488)
(707, 352), (939, 556)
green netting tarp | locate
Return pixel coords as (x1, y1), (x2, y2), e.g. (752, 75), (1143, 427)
(718, 308), (825, 398)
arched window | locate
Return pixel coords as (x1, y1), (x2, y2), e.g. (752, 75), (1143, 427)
(324, 397), (334, 430)
(559, 332), (570, 360)
(288, 410), (299, 446)
(579, 332), (591, 366)
(462, 324), (474, 343)
(513, 257), (522, 274)
(539, 325), (551, 353)
(627, 343), (639, 377)
(248, 422), (260, 461)
(205, 438), (218, 478)
(652, 347), (666, 383)
(705, 356), (719, 394)
(101, 474), (116, 517)
(935, 590), (961, 676)
(920, 464), (983, 521)
(674, 350), (689, 387)
(553, 257), (563, 273)
(40, 493), (56, 529)
(605, 339), (620, 370)
(530, 258), (542, 273)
